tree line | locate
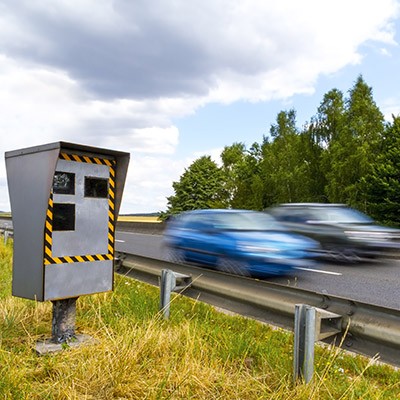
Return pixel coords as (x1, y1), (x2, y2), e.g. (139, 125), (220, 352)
(163, 75), (400, 227)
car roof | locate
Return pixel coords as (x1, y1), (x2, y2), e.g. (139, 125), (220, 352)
(274, 203), (346, 208)
(181, 209), (256, 215)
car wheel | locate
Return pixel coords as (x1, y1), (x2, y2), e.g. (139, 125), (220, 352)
(216, 257), (250, 276)
(326, 247), (361, 263)
(165, 247), (186, 264)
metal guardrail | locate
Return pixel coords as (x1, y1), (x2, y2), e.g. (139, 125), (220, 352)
(118, 253), (400, 368)
(117, 220), (165, 234)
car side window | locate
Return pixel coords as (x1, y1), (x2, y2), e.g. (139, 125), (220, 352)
(281, 209), (307, 223)
(185, 214), (211, 231)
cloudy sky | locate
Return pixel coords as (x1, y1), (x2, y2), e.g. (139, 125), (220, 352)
(1, 0), (400, 213)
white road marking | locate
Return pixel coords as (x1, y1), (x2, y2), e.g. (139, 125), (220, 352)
(115, 239), (125, 243)
(294, 267), (342, 276)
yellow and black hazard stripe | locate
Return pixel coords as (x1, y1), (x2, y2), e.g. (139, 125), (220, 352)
(44, 192), (54, 264)
(44, 152), (116, 265)
(108, 164), (115, 255)
(59, 152), (115, 167)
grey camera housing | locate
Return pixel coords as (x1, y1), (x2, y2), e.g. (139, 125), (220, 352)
(5, 142), (130, 301)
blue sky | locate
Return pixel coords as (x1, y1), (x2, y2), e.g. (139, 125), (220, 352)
(174, 36), (400, 159)
(0, 1), (400, 213)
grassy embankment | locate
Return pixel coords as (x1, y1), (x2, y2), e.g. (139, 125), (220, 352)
(0, 239), (399, 399)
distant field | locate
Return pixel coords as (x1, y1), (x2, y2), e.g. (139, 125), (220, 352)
(0, 213), (161, 223)
(118, 215), (161, 223)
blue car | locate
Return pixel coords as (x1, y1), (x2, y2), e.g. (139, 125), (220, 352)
(163, 209), (319, 277)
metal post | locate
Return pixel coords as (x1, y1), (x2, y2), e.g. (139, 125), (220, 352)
(159, 269), (192, 320)
(293, 304), (316, 384)
(160, 269), (176, 319)
(303, 306), (316, 383)
(293, 304), (306, 382)
(4, 230), (8, 245)
(51, 297), (78, 343)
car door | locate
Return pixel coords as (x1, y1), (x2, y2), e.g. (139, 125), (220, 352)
(183, 215), (219, 266)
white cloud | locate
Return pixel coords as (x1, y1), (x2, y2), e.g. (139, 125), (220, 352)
(120, 152), (202, 213)
(0, 56), (186, 211)
(101, 126), (179, 155)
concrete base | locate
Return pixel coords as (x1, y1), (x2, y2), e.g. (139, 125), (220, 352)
(35, 333), (96, 355)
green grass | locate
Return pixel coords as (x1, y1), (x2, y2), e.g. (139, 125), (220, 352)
(0, 239), (400, 399)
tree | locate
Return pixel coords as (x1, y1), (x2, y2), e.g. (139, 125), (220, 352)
(325, 75), (385, 211)
(220, 142), (247, 206)
(261, 109), (315, 205)
(363, 115), (400, 225)
(312, 88), (345, 148)
(163, 156), (227, 217)
(297, 124), (326, 202)
(220, 142), (266, 210)
(309, 88), (345, 201)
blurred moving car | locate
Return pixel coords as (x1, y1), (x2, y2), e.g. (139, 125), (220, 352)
(266, 203), (400, 262)
(163, 209), (319, 277)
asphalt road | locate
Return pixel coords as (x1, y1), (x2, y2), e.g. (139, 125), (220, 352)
(115, 230), (400, 310)
(2, 216), (398, 311)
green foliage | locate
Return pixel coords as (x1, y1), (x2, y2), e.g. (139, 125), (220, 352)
(312, 88), (346, 147)
(263, 110), (302, 204)
(223, 142), (265, 210)
(259, 110), (321, 206)
(163, 155), (227, 216)
(363, 115), (400, 225)
(325, 75), (385, 212)
(311, 88), (346, 203)
(220, 142), (248, 206)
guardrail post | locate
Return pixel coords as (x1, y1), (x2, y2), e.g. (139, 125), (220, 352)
(159, 269), (192, 319)
(294, 304), (313, 383)
(160, 269), (175, 319)
(4, 230), (9, 245)
(294, 304), (342, 384)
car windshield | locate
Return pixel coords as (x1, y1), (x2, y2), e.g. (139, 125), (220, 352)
(212, 212), (283, 231)
(310, 207), (373, 224)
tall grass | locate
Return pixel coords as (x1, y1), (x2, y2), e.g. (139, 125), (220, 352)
(0, 238), (399, 399)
